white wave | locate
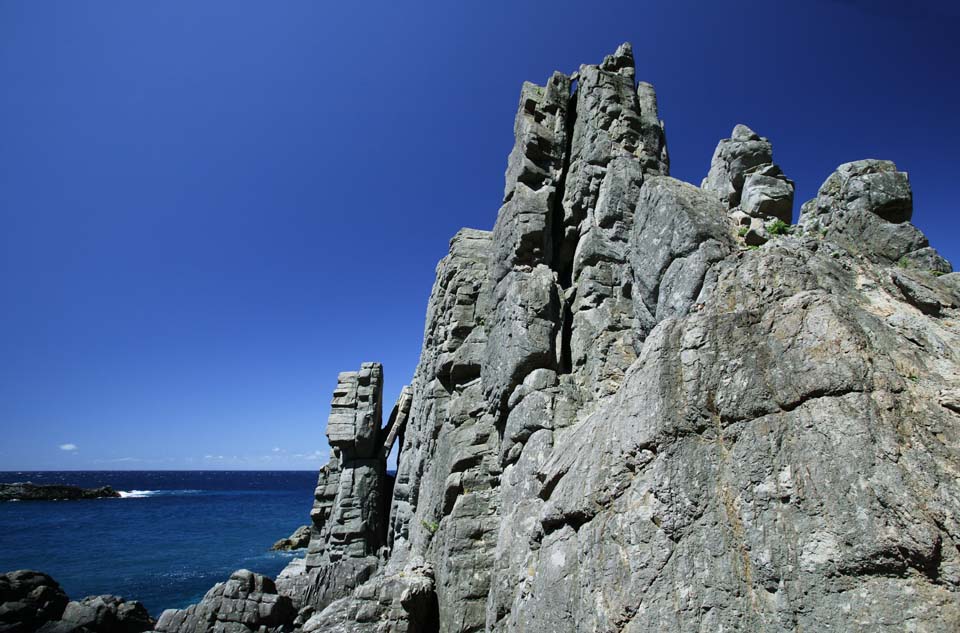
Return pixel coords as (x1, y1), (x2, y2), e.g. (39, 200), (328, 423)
(117, 489), (204, 498)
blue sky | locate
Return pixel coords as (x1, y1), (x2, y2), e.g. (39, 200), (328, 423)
(1, 1), (958, 470)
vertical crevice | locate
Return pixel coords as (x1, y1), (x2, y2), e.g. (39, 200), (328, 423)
(549, 83), (579, 377)
(559, 297), (573, 374)
(550, 84), (578, 291)
(407, 590), (440, 633)
(380, 469), (395, 553)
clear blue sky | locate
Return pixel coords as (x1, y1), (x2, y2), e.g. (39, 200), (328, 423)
(2, 1), (958, 470)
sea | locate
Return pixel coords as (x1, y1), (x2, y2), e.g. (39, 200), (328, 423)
(0, 471), (318, 617)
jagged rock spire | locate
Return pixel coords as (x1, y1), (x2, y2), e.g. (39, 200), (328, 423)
(599, 42), (636, 80)
(326, 363), (383, 459)
(275, 363), (415, 615)
(702, 124), (783, 209)
(702, 124), (796, 245)
(276, 44), (960, 633)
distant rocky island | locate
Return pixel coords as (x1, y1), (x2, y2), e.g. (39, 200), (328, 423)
(0, 483), (121, 502)
(3, 43), (959, 632)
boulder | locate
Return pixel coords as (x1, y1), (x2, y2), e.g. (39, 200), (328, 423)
(58, 595), (152, 633)
(799, 159), (951, 270)
(740, 171), (794, 222)
(0, 570), (68, 632)
(0, 571), (152, 633)
(701, 124), (774, 208)
(154, 570), (295, 633)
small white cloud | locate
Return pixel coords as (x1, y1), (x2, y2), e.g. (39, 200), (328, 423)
(91, 456), (143, 465)
(293, 450), (326, 461)
(59, 443), (78, 452)
(272, 447), (281, 452)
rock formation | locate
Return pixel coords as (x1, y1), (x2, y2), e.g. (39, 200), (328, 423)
(11, 43), (957, 633)
(797, 158), (952, 271)
(57, 595), (154, 633)
(702, 124), (796, 246)
(275, 364), (412, 614)
(0, 571), (69, 633)
(0, 570), (153, 633)
(272, 42), (958, 632)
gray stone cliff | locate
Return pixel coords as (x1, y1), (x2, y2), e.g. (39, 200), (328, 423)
(170, 43), (960, 632)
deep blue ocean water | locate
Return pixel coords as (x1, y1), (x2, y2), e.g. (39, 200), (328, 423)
(0, 471), (317, 616)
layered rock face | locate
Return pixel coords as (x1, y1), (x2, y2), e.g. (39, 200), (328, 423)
(160, 43), (959, 632)
(275, 363), (414, 616)
(154, 570), (296, 633)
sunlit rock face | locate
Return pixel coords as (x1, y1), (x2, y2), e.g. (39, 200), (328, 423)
(187, 44), (960, 633)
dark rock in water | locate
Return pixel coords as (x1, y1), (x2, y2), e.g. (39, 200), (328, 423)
(271, 525), (311, 551)
(0, 570), (152, 633)
(153, 570), (295, 633)
(0, 483), (121, 502)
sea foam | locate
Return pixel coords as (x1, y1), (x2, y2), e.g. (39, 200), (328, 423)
(118, 490), (155, 498)
(118, 489), (203, 498)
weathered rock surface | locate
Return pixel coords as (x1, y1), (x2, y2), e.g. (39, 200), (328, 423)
(57, 595), (153, 633)
(0, 483), (121, 502)
(273, 366), (413, 615)
(281, 43), (958, 633)
(505, 237), (960, 631)
(154, 570), (294, 633)
(0, 570), (152, 633)
(799, 159), (952, 273)
(702, 124), (797, 248)
(0, 571), (69, 633)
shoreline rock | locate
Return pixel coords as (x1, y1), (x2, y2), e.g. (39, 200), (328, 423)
(0, 570), (153, 633)
(271, 525), (311, 551)
(153, 570), (295, 633)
